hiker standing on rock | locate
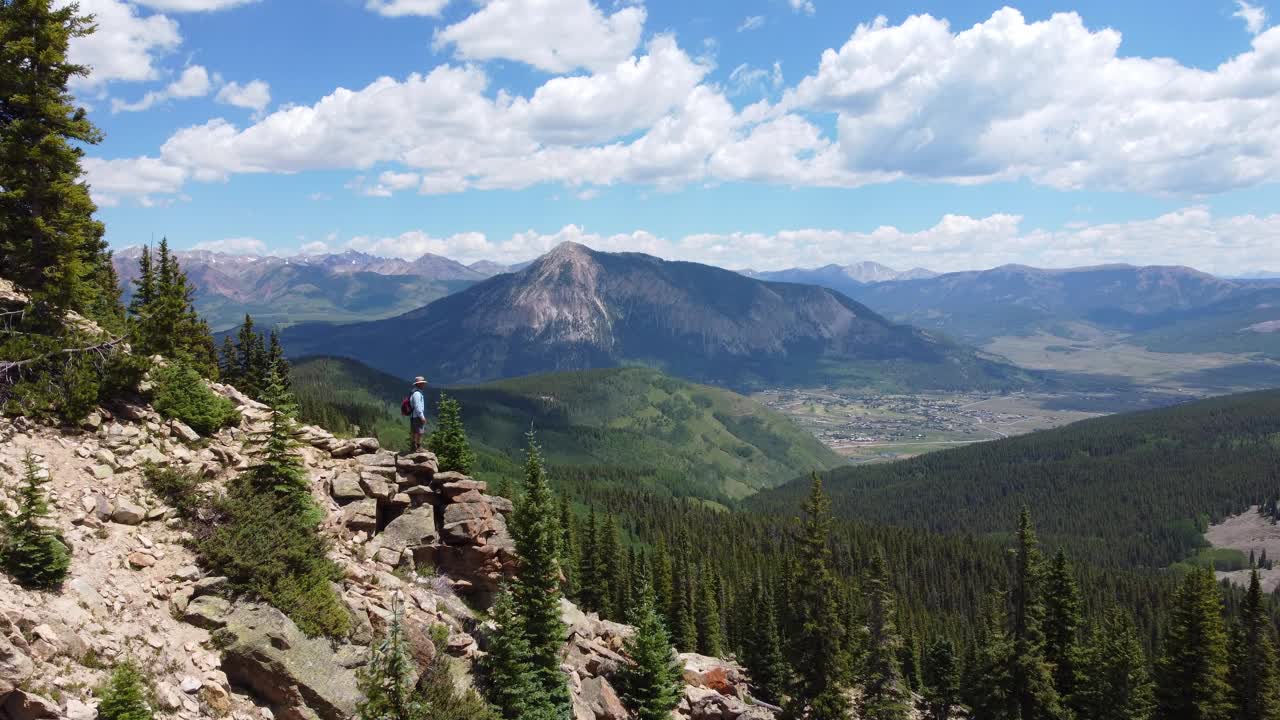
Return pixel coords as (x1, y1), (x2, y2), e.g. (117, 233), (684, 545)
(405, 376), (428, 451)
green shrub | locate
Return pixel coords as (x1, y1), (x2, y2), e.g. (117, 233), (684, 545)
(198, 490), (350, 637)
(96, 662), (153, 720)
(150, 362), (239, 436)
(142, 465), (204, 519)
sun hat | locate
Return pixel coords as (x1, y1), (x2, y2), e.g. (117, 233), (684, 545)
(413, 376), (427, 385)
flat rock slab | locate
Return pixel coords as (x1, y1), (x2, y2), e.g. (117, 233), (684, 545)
(219, 603), (361, 720)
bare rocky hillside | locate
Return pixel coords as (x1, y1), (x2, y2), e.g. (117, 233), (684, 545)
(0, 378), (773, 720)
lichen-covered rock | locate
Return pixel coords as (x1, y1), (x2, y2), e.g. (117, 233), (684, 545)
(329, 473), (364, 504)
(218, 603), (361, 720)
(343, 499), (378, 533)
(372, 507), (438, 555)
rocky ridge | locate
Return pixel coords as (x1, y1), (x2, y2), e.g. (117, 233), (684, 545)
(0, 380), (774, 720)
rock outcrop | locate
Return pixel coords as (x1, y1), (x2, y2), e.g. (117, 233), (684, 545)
(0, 373), (778, 720)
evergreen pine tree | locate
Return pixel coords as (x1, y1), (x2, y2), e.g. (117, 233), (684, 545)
(97, 661), (153, 720)
(218, 335), (238, 382)
(1228, 569), (1280, 720)
(787, 474), (850, 720)
(0, 0), (112, 320)
(1, 451), (70, 589)
(743, 579), (789, 706)
(860, 551), (911, 720)
(1069, 608), (1154, 720)
(1008, 509), (1062, 720)
(922, 638), (960, 720)
(267, 329), (291, 390)
(557, 496), (576, 595)
(357, 601), (425, 720)
(651, 536), (674, 629)
(1155, 568), (1232, 720)
(695, 565), (724, 657)
(577, 507), (605, 614)
(967, 592), (1015, 720)
(427, 393), (475, 474)
(672, 573), (698, 653)
(129, 246), (156, 319)
(898, 628), (922, 693)
(1043, 548), (1082, 699)
(510, 432), (572, 718)
(235, 314), (265, 396)
(479, 587), (544, 719)
(244, 367), (309, 503)
(600, 514), (625, 620)
(617, 583), (685, 720)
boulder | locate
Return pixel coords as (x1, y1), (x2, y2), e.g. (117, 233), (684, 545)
(576, 676), (628, 720)
(170, 420), (202, 443)
(133, 446), (167, 466)
(442, 501), (493, 525)
(564, 636), (627, 676)
(405, 486), (435, 507)
(218, 603), (361, 720)
(439, 478), (486, 498)
(111, 499), (146, 525)
(396, 452), (438, 476)
(2, 691), (59, 720)
(355, 451), (397, 468)
(680, 653), (748, 696)
(358, 475), (393, 501)
(64, 698), (96, 720)
(127, 552), (156, 569)
(329, 473), (365, 505)
(343, 499), (378, 533)
(90, 464), (114, 480)
(0, 634), (34, 697)
(183, 595), (232, 630)
(355, 438), (380, 453)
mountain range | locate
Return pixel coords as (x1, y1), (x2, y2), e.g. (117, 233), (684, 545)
(111, 247), (502, 331)
(813, 263), (1280, 347)
(280, 242), (1029, 391)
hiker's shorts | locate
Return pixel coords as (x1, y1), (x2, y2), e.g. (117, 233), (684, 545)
(410, 416), (426, 433)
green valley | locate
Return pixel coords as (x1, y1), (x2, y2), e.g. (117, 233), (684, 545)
(750, 388), (1280, 569)
(292, 356), (843, 500)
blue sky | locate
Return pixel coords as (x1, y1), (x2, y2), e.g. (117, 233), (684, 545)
(70, 0), (1280, 274)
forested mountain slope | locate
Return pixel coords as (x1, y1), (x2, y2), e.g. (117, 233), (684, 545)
(282, 242), (1032, 392)
(292, 357), (843, 499)
(750, 389), (1280, 568)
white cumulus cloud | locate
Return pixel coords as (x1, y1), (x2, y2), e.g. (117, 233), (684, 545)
(132, 0), (257, 10)
(738, 15), (764, 32)
(65, 0), (182, 89)
(782, 8), (1280, 193)
(337, 208), (1280, 277)
(86, 7), (1280, 203)
(434, 0), (646, 73)
(789, 0), (815, 16)
(365, 0), (451, 16)
(111, 64), (211, 112)
(1235, 1), (1268, 35)
(192, 237), (269, 254)
(216, 80), (272, 112)
(82, 156), (189, 207)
